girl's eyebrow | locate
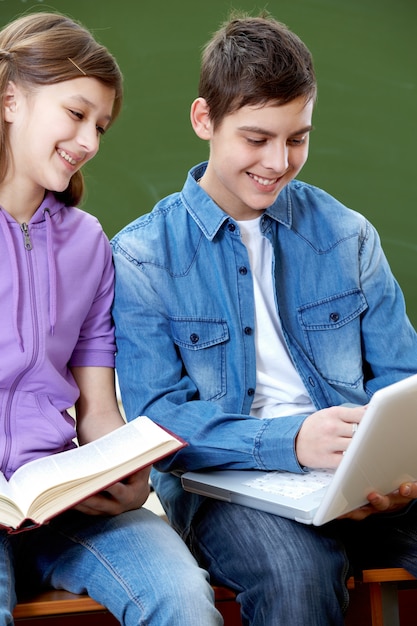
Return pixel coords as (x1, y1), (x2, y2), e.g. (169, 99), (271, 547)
(69, 94), (113, 123)
(237, 124), (314, 136)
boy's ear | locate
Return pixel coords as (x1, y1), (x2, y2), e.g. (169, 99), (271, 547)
(3, 81), (19, 122)
(190, 98), (212, 140)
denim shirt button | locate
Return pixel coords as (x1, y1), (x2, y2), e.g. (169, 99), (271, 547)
(247, 388), (255, 396)
(239, 266), (248, 275)
(244, 326), (252, 335)
(308, 377), (315, 387)
(329, 312), (340, 322)
(190, 333), (199, 344)
(227, 223), (236, 232)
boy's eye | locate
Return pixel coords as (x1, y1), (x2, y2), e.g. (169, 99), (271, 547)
(288, 135), (307, 146)
(247, 137), (267, 145)
(96, 125), (106, 136)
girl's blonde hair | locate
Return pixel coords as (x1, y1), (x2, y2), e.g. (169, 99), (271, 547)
(0, 11), (123, 206)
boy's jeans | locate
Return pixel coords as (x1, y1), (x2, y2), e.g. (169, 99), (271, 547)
(0, 507), (222, 626)
(188, 498), (417, 626)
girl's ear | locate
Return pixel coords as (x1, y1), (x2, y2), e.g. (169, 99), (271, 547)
(190, 97), (212, 140)
(4, 81), (18, 122)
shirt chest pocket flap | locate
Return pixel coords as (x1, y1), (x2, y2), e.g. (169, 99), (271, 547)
(171, 318), (229, 401)
(298, 289), (367, 386)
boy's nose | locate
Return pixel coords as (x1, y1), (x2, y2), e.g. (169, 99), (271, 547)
(264, 142), (289, 174)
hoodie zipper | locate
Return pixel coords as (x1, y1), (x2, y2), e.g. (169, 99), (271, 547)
(21, 222), (33, 250)
(2, 223), (39, 475)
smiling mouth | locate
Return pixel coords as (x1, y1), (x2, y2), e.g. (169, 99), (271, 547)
(57, 149), (77, 166)
(248, 172), (280, 187)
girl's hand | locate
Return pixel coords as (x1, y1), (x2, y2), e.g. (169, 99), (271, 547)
(74, 466), (151, 516)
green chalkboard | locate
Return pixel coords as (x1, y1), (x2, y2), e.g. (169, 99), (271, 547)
(1, 0), (416, 325)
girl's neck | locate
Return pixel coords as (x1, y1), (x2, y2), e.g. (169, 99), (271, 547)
(0, 180), (45, 223)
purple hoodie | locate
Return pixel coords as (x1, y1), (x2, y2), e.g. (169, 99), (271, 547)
(0, 192), (116, 479)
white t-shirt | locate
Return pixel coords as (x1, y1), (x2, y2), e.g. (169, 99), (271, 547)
(237, 217), (315, 419)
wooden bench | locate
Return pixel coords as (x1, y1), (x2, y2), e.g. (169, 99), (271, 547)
(355, 568), (417, 626)
(13, 585), (241, 625)
(13, 569), (417, 625)
(14, 589), (106, 620)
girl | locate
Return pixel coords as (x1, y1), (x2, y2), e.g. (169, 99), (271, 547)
(0, 12), (221, 626)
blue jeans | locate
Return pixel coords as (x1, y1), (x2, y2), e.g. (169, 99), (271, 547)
(188, 499), (417, 626)
(1, 508), (223, 626)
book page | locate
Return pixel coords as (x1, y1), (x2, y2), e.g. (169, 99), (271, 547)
(0, 472), (12, 497)
(0, 473), (25, 528)
(8, 416), (181, 518)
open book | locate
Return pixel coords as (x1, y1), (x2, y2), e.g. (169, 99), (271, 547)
(0, 416), (185, 533)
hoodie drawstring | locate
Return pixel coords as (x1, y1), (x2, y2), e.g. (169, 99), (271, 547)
(44, 208), (57, 335)
(0, 209), (24, 351)
(0, 207), (58, 349)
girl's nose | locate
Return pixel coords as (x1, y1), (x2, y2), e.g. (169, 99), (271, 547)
(77, 125), (100, 156)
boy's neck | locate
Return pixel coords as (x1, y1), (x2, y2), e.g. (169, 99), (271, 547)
(198, 171), (267, 222)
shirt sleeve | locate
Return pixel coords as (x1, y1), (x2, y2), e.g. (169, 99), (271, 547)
(357, 219), (417, 393)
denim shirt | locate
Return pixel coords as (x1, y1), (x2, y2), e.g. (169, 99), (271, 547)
(111, 162), (417, 538)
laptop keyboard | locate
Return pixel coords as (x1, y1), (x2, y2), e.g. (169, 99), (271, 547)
(243, 469), (335, 500)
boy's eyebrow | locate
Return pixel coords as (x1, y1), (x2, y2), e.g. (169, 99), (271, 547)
(237, 125), (314, 136)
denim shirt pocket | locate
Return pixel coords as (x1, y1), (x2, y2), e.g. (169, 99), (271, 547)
(170, 318), (229, 401)
(298, 289), (368, 388)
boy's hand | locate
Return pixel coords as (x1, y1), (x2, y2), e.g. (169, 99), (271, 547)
(295, 405), (367, 469)
(74, 466), (151, 516)
(339, 481), (417, 521)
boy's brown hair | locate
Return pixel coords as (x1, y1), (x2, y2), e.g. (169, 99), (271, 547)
(199, 13), (316, 129)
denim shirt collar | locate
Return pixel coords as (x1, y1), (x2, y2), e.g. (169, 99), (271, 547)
(183, 162), (293, 240)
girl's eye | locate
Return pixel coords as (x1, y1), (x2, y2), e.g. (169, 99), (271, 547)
(69, 108), (106, 135)
(69, 109), (83, 120)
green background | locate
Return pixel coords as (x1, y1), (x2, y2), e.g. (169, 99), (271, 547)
(1, 0), (416, 324)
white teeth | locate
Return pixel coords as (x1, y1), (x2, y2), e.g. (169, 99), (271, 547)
(250, 173), (278, 186)
(58, 149), (76, 165)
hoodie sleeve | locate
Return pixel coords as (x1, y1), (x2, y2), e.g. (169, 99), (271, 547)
(69, 226), (116, 369)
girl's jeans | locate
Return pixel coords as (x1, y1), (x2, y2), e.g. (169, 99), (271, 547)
(0, 507), (222, 626)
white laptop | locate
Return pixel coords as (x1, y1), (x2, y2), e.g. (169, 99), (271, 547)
(181, 374), (417, 526)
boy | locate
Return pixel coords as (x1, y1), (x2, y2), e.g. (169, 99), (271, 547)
(112, 13), (417, 624)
